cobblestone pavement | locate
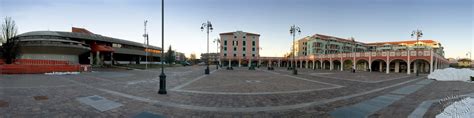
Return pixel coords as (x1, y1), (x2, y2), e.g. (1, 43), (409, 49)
(0, 66), (468, 117)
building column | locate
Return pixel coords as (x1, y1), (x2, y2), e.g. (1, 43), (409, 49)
(379, 62), (383, 72)
(228, 59), (231, 67)
(248, 59), (252, 67)
(313, 60), (316, 70)
(414, 62), (418, 74)
(305, 60), (309, 68)
(111, 52), (114, 65)
(299, 60), (302, 68)
(430, 50), (434, 73)
(340, 60), (344, 71)
(96, 51), (101, 65)
(395, 61), (400, 73)
(89, 52), (93, 65)
(386, 61), (390, 74)
(407, 51), (411, 74)
(330, 61), (333, 70)
(321, 60), (323, 69)
(238, 59), (241, 67)
(278, 60), (281, 67)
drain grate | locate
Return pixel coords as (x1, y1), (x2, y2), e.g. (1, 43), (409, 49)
(33, 96), (49, 101)
(0, 100), (9, 107)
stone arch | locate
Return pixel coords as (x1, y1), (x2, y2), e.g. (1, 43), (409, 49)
(322, 60), (331, 70)
(389, 59), (408, 73)
(410, 59), (431, 74)
(332, 60), (342, 71)
(342, 59), (353, 71)
(356, 59), (370, 71)
(371, 59), (387, 72)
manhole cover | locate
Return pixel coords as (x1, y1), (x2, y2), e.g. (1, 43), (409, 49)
(0, 100), (8, 107)
(33, 96), (49, 101)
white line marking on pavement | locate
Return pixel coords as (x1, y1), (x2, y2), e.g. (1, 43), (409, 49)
(170, 69), (218, 90)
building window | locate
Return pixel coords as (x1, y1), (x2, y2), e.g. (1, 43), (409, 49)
(243, 54), (246, 57)
(243, 47), (246, 51)
(234, 36), (237, 38)
(224, 40), (227, 45)
(243, 36), (246, 38)
(224, 53), (227, 56)
(243, 41), (246, 46)
(252, 47), (255, 51)
(234, 47), (236, 51)
(233, 54), (236, 57)
(236, 41), (238, 46)
(252, 54), (255, 57)
(252, 41), (255, 46)
(224, 47), (227, 51)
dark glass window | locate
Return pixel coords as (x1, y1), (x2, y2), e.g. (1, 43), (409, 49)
(252, 48), (255, 51)
(243, 54), (246, 57)
(243, 47), (246, 51)
(252, 41), (255, 46)
(243, 41), (246, 46)
(224, 40), (227, 45)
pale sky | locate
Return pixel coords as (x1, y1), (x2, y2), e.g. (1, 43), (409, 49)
(1, 0), (472, 59)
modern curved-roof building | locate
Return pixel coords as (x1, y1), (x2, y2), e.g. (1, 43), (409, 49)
(13, 27), (162, 66)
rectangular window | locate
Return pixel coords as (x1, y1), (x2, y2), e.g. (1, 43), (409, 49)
(236, 41), (238, 46)
(252, 54), (255, 57)
(224, 53), (227, 56)
(243, 41), (246, 46)
(224, 40), (227, 45)
(243, 47), (246, 51)
(243, 54), (246, 57)
(252, 47), (255, 51)
(234, 47), (236, 51)
(252, 41), (255, 46)
(224, 47), (227, 51)
(233, 54), (236, 57)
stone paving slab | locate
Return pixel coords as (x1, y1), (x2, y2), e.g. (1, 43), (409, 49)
(133, 111), (166, 118)
(330, 94), (404, 118)
(390, 85), (425, 95)
(76, 95), (123, 112)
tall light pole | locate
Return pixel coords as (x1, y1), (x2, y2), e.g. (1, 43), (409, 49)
(158, 0), (167, 94)
(213, 38), (220, 69)
(290, 25), (301, 75)
(143, 20), (149, 69)
(201, 21), (213, 74)
(411, 29), (423, 76)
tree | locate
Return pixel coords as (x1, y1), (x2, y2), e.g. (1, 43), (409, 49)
(1, 17), (19, 64)
(189, 52), (196, 64)
(165, 45), (175, 65)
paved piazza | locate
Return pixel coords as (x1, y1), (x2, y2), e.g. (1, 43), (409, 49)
(0, 66), (472, 117)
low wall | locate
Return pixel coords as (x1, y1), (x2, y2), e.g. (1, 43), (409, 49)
(0, 59), (90, 74)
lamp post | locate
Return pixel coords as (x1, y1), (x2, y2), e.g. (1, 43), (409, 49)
(213, 38), (220, 69)
(290, 25), (301, 75)
(143, 20), (149, 69)
(158, 0), (167, 94)
(201, 21), (213, 74)
(411, 29), (423, 76)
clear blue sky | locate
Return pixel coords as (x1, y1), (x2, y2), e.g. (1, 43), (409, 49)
(1, 0), (472, 59)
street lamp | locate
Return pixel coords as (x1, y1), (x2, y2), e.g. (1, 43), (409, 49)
(201, 21), (213, 74)
(350, 37), (356, 73)
(213, 38), (220, 69)
(290, 25), (301, 75)
(143, 20), (149, 69)
(158, 0), (167, 94)
(411, 29), (423, 76)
